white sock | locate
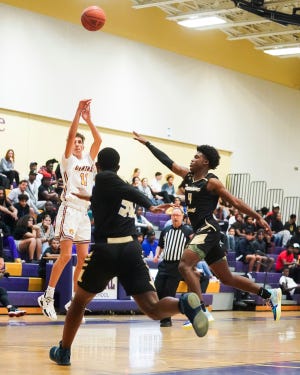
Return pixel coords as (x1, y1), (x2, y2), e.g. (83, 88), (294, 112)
(45, 286), (55, 299)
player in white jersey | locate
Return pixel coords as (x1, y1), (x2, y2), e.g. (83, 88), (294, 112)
(38, 99), (102, 320)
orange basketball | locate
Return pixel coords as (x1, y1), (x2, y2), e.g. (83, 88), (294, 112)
(81, 6), (106, 32)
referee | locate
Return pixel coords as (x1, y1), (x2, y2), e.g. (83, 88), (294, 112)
(153, 207), (193, 327)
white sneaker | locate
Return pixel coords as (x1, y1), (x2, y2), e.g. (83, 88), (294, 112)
(65, 299), (86, 324)
(267, 288), (282, 321)
(182, 320), (192, 329)
(38, 294), (57, 321)
(204, 310), (214, 322)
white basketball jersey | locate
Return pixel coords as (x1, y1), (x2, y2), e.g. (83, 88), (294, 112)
(60, 153), (96, 209)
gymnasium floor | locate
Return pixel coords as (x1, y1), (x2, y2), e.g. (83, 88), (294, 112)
(0, 311), (299, 375)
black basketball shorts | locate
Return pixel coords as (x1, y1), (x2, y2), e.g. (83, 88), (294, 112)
(78, 240), (156, 296)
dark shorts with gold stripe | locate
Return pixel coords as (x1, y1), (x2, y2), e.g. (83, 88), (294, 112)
(187, 220), (226, 265)
(78, 237), (156, 295)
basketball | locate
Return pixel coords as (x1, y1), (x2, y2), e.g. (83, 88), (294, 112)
(81, 6), (106, 32)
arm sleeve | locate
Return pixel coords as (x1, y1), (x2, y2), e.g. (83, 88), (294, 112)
(145, 142), (174, 170)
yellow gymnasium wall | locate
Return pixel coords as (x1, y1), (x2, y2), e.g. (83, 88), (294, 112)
(0, 108), (231, 188)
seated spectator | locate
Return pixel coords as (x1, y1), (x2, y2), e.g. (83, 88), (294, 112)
(38, 159), (58, 187)
(13, 215), (42, 262)
(38, 177), (60, 208)
(230, 213), (245, 243)
(242, 216), (257, 235)
(141, 230), (158, 258)
(251, 229), (274, 272)
(270, 212), (291, 247)
(226, 227), (236, 251)
(176, 180), (186, 204)
(161, 173), (176, 203)
(7, 180), (40, 215)
(166, 197), (184, 215)
(38, 238), (60, 279)
(195, 260), (214, 293)
(235, 230), (263, 275)
(132, 167), (141, 179)
(138, 178), (163, 206)
(37, 214), (55, 253)
(265, 203), (280, 223)
(131, 176), (141, 189)
(0, 186), (18, 233)
(26, 171), (46, 211)
(0, 173), (10, 189)
(14, 194), (35, 220)
(283, 214), (297, 237)
(214, 206), (229, 233)
(289, 225), (300, 246)
(150, 172), (171, 203)
(135, 206), (154, 236)
(279, 267), (300, 300)
(36, 201), (57, 225)
(275, 242), (298, 273)
(0, 149), (20, 189)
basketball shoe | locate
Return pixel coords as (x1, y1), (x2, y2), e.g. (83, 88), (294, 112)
(267, 288), (282, 321)
(38, 294), (57, 321)
(179, 293), (209, 337)
(8, 306), (26, 317)
(182, 310), (214, 329)
(49, 341), (71, 366)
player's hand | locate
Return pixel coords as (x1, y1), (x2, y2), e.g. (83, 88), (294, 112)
(149, 203), (172, 213)
(72, 191), (91, 201)
(78, 99), (91, 113)
(81, 102), (92, 123)
(133, 131), (149, 145)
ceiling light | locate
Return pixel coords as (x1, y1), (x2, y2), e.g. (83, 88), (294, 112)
(178, 16), (226, 29)
(263, 47), (300, 56)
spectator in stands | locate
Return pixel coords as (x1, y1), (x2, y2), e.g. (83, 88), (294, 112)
(153, 207), (194, 327)
(275, 242), (298, 273)
(37, 214), (55, 254)
(0, 186), (18, 233)
(279, 267), (300, 300)
(251, 229), (274, 272)
(196, 260), (215, 294)
(0, 172), (10, 189)
(138, 178), (163, 206)
(283, 214), (297, 237)
(150, 172), (171, 203)
(290, 225), (300, 246)
(26, 171), (46, 212)
(265, 203), (280, 223)
(37, 201), (57, 225)
(131, 176), (141, 189)
(176, 180), (186, 204)
(0, 149), (20, 189)
(29, 162), (43, 186)
(38, 177), (60, 208)
(166, 196), (184, 215)
(0, 287), (26, 317)
(38, 159), (58, 187)
(270, 212), (291, 247)
(242, 216), (257, 235)
(226, 227), (236, 251)
(7, 180), (40, 215)
(161, 173), (176, 203)
(135, 206), (154, 236)
(14, 193), (35, 219)
(132, 167), (141, 180)
(142, 230), (158, 258)
(13, 214), (42, 263)
(230, 213), (245, 243)
(235, 229), (258, 275)
(38, 238), (60, 279)
(213, 205), (229, 233)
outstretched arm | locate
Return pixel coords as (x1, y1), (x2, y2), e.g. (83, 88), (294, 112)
(65, 99), (92, 158)
(208, 178), (272, 235)
(133, 131), (189, 178)
(81, 101), (102, 160)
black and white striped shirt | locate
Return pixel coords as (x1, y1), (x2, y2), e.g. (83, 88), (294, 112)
(158, 224), (193, 261)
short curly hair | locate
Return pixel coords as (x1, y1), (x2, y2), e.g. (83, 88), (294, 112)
(197, 145), (220, 170)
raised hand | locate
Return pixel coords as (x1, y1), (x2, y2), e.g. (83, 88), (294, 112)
(133, 131), (149, 145)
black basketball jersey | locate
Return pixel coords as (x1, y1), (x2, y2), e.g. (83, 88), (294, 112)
(183, 172), (219, 231)
(91, 171), (152, 241)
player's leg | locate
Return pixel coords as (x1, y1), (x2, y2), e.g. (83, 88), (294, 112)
(74, 243), (89, 293)
(50, 286), (95, 366)
(210, 258), (282, 320)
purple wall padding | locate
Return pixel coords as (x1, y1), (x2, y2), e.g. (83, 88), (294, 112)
(0, 277), (29, 291)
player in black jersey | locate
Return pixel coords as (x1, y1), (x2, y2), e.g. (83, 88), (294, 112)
(133, 131), (282, 324)
(50, 147), (209, 366)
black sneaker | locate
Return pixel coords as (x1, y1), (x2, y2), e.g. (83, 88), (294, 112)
(8, 306), (26, 317)
(179, 293), (209, 337)
(160, 318), (172, 327)
(49, 341), (71, 366)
